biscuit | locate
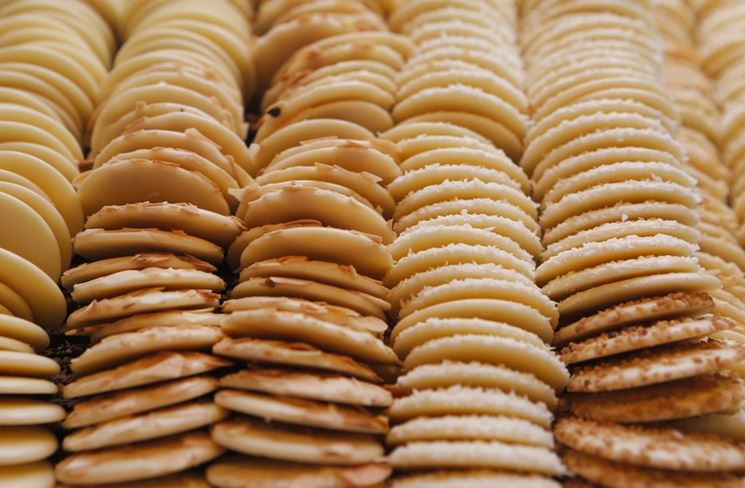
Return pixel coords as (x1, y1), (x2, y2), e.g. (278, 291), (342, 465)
(0, 427), (57, 467)
(392, 471), (560, 488)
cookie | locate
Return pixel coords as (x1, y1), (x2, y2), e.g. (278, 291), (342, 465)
(0, 427), (56, 466)
(555, 417), (745, 471)
(392, 470), (561, 488)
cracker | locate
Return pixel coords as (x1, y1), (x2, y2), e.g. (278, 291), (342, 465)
(64, 376), (219, 429)
(388, 440), (564, 475)
(388, 415), (553, 448)
(396, 361), (558, 409)
(560, 315), (735, 364)
(555, 417), (745, 471)
(554, 292), (714, 346)
(562, 448), (745, 488)
(54, 431), (223, 485)
(0, 376), (57, 395)
(63, 401), (227, 452)
(388, 385), (552, 428)
(404, 335), (568, 390)
(0, 351), (59, 377)
(211, 418), (383, 465)
(82, 310), (221, 342)
(220, 368), (391, 407)
(215, 390), (387, 434)
(58, 471), (210, 488)
(63, 352), (230, 399)
(212, 337), (381, 383)
(568, 374), (745, 423)
(207, 457), (391, 488)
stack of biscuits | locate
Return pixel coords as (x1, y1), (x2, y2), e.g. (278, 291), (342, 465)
(521, 1), (745, 485)
(206, 2), (405, 487)
(697, 0), (745, 250)
(654, 0), (745, 437)
(0, 1), (115, 485)
(381, 1), (570, 486)
(54, 1), (253, 485)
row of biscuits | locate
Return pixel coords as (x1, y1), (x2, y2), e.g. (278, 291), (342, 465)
(0, 1), (115, 485)
(520, 1), (745, 486)
(55, 1), (254, 485)
(383, 1), (569, 486)
(207, 2), (407, 485)
(654, 0), (745, 439)
(696, 0), (745, 249)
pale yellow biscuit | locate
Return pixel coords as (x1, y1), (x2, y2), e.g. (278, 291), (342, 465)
(71, 268), (225, 303)
(0, 398), (64, 426)
(385, 244), (534, 288)
(216, 390), (387, 434)
(388, 440), (564, 475)
(66, 289), (220, 329)
(390, 224), (533, 265)
(239, 257), (388, 300)
(222, 309), (396, 364)
(213, 337), (380, 383)
(392, 299), (554, 346)
(211, 418), (383, 465)
(403, 335), (569, 390)
(63, 352), (230, 399)
(0, 427), (56, 467)
(63, 401), (227, 452)
(73, 228), (224, 265)
(239, 226), (391, 280)
(388, 385), (552, 428)
(0, 461), (55, 488)
(0, 376), (56, 395)
(207, 456), (390, 488)
(392, 471), (560, 488)
(231, 276), (389, 319)
(64, 376), (219, 429)
(71, 326), (223, 374)
(0, 351), (58, 378)
(388, 415), (553, 448)
(84, 310), (221, 342)
(0, 315), (48, 351)
(84, 202), (244, 248)
(54, 431), (223, 485)
(393, 317), (545, 359)
(220, 368), (391, 407)
(61, 254), (216, 291)
(389, 263), (533, 313)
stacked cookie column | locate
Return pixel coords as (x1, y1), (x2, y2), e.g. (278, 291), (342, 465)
(0, 1), (114, 485)
(521, 1), (745, 485)
(696, 0), (745, 252)
(654, 0), (745, 399)
(381, 1), (570, 486)
(207, 2), (404, 487)
(54, 1), (254, 485)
